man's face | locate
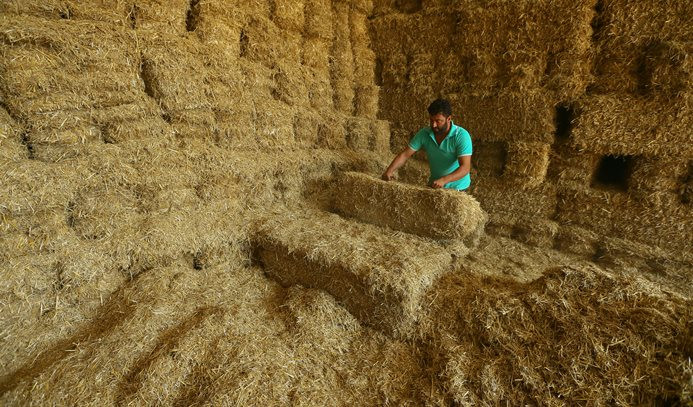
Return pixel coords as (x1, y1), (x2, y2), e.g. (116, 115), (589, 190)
(430, 113), (451, 137)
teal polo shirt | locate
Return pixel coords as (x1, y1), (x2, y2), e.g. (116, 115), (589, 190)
(408, 122), (473, 190)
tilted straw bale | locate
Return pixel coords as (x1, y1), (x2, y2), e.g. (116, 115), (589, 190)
(304, 0), (334, 40)
(333, 171), (487, 247)
(554, 224), (600, 257)
(510, 218), (558, 248)
(254, 209), (453, 338)
(420, 266), (692, 405)
(503, 141), (551, 188)
(271, 0), (305, 33)
(572, 94), (693, 157)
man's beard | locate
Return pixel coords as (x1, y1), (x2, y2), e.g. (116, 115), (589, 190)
(432, 123), (450, 137)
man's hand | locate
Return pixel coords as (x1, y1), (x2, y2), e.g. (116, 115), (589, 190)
(430, 178), (446, 189)
(381, 171), (395, 181)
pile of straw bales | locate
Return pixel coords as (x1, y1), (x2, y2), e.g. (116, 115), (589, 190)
(1, 0), (691, 405)
(371, 0), (692, 262)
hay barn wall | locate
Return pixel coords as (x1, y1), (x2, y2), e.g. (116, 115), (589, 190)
(1, 0), (691, 405)
(370, 0), (692, 258)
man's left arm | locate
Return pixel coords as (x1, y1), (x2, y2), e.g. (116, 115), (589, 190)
(431, 155), (471, 188)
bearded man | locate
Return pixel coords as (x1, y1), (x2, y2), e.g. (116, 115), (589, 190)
(382, 99), (473, 190)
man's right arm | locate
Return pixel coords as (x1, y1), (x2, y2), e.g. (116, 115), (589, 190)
(382, 147), (417, 181)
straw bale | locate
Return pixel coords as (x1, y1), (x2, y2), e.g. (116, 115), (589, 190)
(471, 177), (557, 220)
(378, 50), (408, 87)
(252, 98), (296, 147)
(331, 78), (356, 114)
(139, 35), (213, 112)
(240, 16), (303, 67)
(330, 3), (354, 77)
(194, 17), (242, 62)
(353, 84), (379, 119)
(554, 224), (600, 256)
(315, 112), (347, 149)
(572, 94), (693, 157)
(292, 109), (319, 148)
(345, 117), (371, 150)
(272, 62), (309, 106)
(352, 46), (377, 85)
(555, 182), (693, 253)
(0, 107), (28, 162)
(349, 11), (370, 49)
(510, 218), (558, 248)
(470, 140), (506, 178)
(304, 0), (334, 40)
(305, 70), (334, 110)
(255, 209), (453, 338)
(421, 266), (692, 405)
(132, 0), (189, 34)
(0, 16), (139, 68)
(503, 141), (551, 187)
(629, 156), (690, 195)
(101, 117), (170, 144)
(333, 171), (487, 247)
(371, 119), (390, 153)
(546, 143), (601, 187)
(301, 37), (331, 71)
(271, 0), (305, 33)
(446, 90), (555, 143)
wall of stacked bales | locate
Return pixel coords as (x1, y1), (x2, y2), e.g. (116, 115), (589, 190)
(370, 0), (692, 266)
(1, 0), (691, 405)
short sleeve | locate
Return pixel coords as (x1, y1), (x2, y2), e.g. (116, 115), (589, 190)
(408, 128), (427, 151)
(456, 129), (473, 157)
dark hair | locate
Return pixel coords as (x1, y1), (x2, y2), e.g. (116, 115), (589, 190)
(427, 98), (452, 117)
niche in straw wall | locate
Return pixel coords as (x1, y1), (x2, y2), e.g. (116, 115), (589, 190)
(591, 154), (637, 192)
(472, 140), (507, 177)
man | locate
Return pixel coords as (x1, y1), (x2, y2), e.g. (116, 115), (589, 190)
(382, 99), (472, 190)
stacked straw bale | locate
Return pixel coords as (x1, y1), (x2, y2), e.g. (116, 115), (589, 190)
(254, 209), (453, 338)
